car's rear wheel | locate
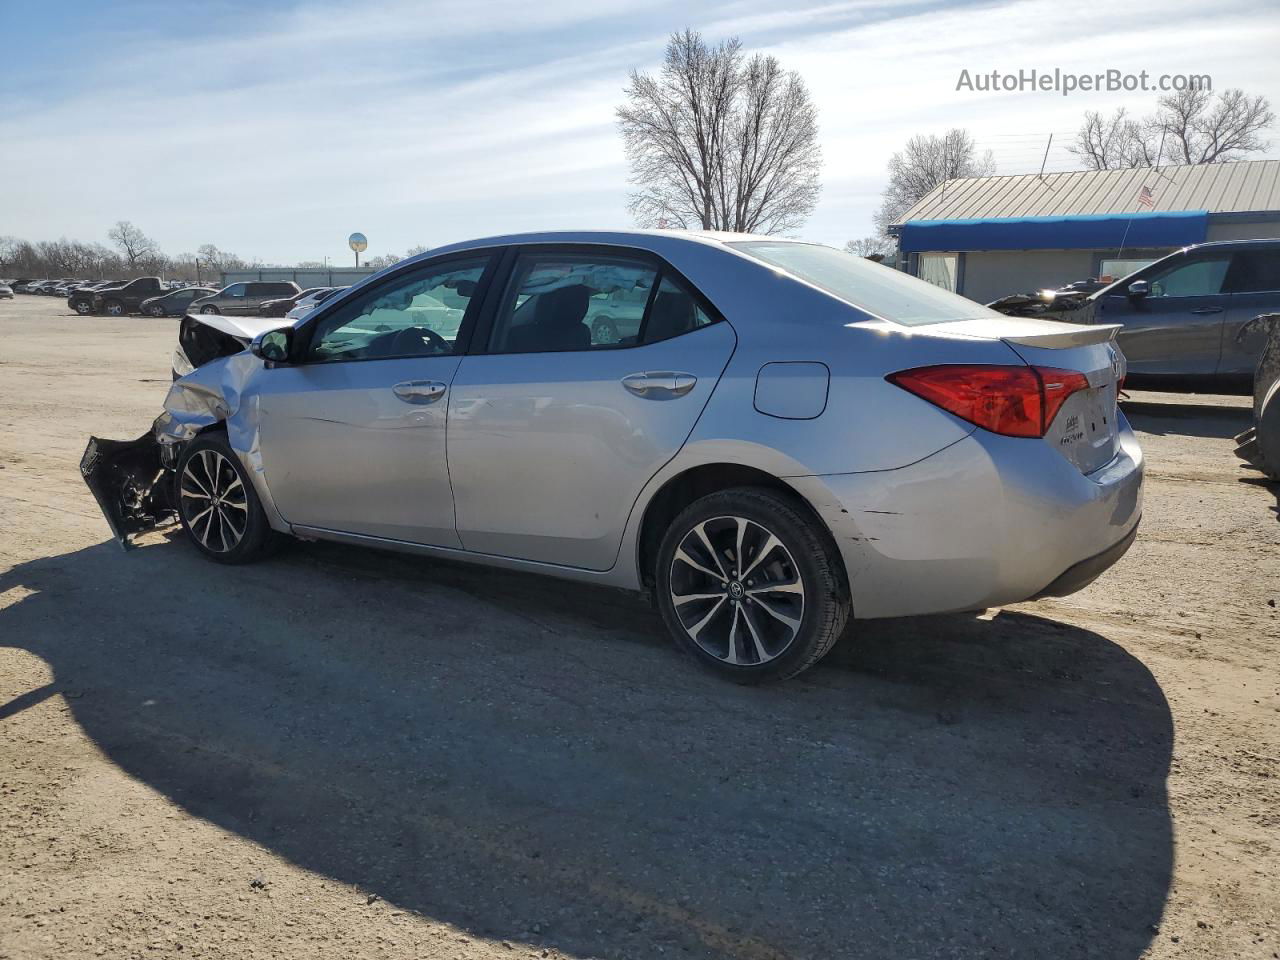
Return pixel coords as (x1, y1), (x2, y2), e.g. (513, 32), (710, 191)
(655, 487), (849, 683)
(103, 299), (125, 316)
(200, 305), (219, 314)
(176, 434), (275, 564)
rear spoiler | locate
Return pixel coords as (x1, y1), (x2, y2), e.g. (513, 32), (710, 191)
(1000, 323), (1120, 350)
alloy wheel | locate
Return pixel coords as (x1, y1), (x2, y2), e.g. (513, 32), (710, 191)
(180, 449), (249, 553)
(668, 515), (805, 666)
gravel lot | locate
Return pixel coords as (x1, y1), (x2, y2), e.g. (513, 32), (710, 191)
(1, 294), (1277, 960)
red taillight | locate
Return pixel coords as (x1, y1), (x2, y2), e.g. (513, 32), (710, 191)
(887, 364), (1089, 438)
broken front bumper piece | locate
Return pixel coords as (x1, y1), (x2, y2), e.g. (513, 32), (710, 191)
(80, 429), (178, 550)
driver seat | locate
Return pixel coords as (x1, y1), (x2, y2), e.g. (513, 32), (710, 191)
(506, 285), (591, 352)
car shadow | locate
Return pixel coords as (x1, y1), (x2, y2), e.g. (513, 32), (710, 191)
(1, 537), (1173, 959)
(1121, 396), (1251, 439)
(1238, 475), (1280, 522)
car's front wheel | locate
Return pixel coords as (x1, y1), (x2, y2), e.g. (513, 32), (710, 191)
(73, 300), (94, 315)
(655, 487), (850, 683)
(200, 305), (219, 314)
(146, 304), (164, 317)
(176, 434), (275, 564)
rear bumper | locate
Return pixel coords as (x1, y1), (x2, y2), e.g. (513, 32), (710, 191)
(1032, 520), (1139, 599)
(788, 414), (1144, 619)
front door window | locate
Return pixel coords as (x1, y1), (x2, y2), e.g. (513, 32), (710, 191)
(305, 258), (489, 362)
(1146, 257), (1231, 298)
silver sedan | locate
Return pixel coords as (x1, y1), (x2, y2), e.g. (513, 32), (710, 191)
(82, 230), (1143, 682)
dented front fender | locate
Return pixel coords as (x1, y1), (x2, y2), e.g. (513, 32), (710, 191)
(83, 346), (278, 548)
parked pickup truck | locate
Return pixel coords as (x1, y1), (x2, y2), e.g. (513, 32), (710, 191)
(93, 277), (166, 316)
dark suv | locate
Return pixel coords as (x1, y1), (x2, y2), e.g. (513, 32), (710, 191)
(1093, 239), (1280, 381)
(93, 278), (166, 316)
(189, 281), (301, 315)
(68, 281), (123, 315)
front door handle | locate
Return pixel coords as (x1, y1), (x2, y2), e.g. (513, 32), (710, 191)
(621, 371), (697, 399)
(393, 380), (447, 404)
(1190, 306), (1223, 315)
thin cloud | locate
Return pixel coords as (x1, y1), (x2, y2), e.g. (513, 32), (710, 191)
(2, 0), (1276, 259)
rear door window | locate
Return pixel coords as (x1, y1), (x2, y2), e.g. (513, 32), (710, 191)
(488, 253), (659, 353)
(1223, 251), (1280, 294)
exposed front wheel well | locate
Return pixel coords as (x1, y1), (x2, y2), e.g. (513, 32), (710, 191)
(637, 463), (848, 600)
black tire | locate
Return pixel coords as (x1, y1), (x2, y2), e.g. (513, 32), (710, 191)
(655, 486), (850, 683)
(103, 299), (125, 316)
(200, 305), (219, 314)
(176, 433), (275, 564)
(146, 304), (163, 317)
(73, 300), (94, 315)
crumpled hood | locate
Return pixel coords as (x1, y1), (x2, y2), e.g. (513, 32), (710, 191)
(183, 311), (300, 341)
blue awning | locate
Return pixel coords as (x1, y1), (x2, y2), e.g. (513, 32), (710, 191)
(899, 211), (1209, 253)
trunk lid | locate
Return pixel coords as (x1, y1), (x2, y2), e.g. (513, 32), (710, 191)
(927, 316), (1125, 475)
(1001, 322), (1124, 476)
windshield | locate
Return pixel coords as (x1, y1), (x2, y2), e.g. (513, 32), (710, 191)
(729, 241), (1000, 326)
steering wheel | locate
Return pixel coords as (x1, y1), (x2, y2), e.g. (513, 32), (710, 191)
(388, 325), (450, 356)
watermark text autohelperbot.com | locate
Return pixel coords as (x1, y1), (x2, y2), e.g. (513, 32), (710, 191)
(956, 69), (1211, 96)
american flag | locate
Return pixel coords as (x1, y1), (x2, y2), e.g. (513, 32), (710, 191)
(1137, 185), (1155, 208)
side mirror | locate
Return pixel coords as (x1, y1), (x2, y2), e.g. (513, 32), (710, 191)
(1127, 280), (1150, 299)
(251, 328), (292, 364)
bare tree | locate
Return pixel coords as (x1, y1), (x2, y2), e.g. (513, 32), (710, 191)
(1159, 88), (1274, 164)
(196, 243), (248, 274)
(873, 129), (994, 235)
(108, 221), (159, 268)
(405, 244), (430, 258)
(844, 236), (893, 260)
(1069, 88), (1273, 170)
(617, 29), (822, 235)
(0, 235), (22, 272)
(1068, 108), (1162, 170)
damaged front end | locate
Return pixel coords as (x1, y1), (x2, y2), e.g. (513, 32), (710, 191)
(82, 310), (282, 549)
(80, 426), (180, 549)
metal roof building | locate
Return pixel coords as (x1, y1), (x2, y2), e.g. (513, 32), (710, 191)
(890, 159), (1280, 302)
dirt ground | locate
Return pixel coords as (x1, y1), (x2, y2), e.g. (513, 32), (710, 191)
(1, 293), (1277, 960)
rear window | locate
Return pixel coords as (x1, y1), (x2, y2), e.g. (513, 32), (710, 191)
(729, 241), (999, 326)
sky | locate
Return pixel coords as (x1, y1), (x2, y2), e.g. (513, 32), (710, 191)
(3, 0), (1279, 265)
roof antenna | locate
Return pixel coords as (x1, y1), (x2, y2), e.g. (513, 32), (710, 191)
(941, 137), (949, 206)
(1038, 133), (1053, 180)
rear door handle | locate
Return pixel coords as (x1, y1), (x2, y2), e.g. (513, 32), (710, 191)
(1190, 307), (1223, 314)
(393, 380), (447, 404)
(621, 371), (697, 398)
